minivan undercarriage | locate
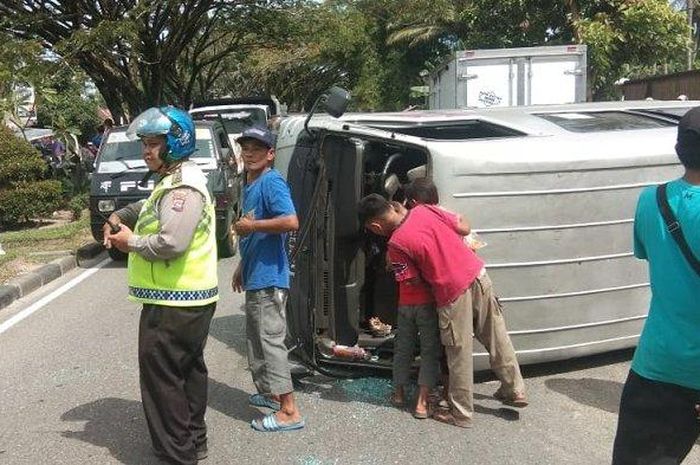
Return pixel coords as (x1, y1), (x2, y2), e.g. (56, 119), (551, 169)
(311, 133), (429, 370)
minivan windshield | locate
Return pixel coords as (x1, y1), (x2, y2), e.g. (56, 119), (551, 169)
(96, 128), (217, 174)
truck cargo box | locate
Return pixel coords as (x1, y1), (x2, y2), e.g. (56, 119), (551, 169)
(429, 45), (587, 109)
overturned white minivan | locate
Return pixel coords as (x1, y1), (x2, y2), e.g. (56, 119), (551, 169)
(274, 92), (694, 375)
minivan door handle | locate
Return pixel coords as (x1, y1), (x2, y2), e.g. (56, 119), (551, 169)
(564, 68), (584, 76)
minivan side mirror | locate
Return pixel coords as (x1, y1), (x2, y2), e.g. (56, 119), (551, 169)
(324, 86), (351, 118)
(304, 86), (351, 137)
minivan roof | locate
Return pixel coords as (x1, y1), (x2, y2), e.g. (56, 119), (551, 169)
(340, 100), (698, 137)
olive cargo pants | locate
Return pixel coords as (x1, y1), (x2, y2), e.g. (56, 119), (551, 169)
(438, 271), (525, 427)
(245, 287), (294, 396)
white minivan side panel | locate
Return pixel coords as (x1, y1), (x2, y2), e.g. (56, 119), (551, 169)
(429, 128), (681, 368)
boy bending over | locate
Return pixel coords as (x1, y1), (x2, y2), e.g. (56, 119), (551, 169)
(358, 194), (526, 428)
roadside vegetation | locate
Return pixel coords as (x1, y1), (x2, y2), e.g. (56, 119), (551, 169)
(0, 213), (92, 284)
(0, 0), (695, 117)
(0, 116), (93, 284)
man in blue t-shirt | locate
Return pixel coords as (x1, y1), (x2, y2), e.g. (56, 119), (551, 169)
(612, 107), (700, 464)
(232, 126), (304, 433)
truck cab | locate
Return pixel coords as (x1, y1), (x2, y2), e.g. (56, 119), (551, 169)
(190, 96), (284, 175)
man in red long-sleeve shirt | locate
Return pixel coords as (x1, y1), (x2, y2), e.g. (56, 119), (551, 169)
(359, 194), (527, 428)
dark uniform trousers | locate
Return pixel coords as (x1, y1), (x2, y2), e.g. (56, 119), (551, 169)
(139, 302), (216, 465)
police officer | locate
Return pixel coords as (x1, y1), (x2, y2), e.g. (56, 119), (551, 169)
(103, 107), (217, 465)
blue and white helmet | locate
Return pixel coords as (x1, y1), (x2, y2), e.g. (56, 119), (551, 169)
(126, 106), (195, 162)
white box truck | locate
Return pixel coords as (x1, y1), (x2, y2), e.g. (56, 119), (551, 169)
(428, 45), (587, 109)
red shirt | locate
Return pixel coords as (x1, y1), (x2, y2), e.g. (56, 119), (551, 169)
(396, 277), (434, 305)
(388, 205), (484, 308)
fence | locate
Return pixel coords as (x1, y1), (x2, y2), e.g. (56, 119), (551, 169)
(622, 70), (700, 100)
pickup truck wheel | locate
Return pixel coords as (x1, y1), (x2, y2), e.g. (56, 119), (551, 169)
(107, 248), (128, 261)
(218, 228), (238, 259)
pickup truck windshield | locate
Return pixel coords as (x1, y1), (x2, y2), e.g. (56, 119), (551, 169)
(96, 128), (216, 173)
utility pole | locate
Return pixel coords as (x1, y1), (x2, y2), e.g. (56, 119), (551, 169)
(689, 0), (695, 71)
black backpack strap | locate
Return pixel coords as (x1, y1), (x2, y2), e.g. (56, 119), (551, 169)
(656, 183), (700, 277)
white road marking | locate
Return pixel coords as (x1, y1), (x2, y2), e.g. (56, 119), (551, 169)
(0, 258), (111, 335)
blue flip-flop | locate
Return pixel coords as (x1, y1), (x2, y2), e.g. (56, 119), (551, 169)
(251, 414), (305, 432)
(248, 393), (281, 411)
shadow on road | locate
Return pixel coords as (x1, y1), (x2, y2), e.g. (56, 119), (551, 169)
(546, 377), (700, 446)
(207, 377), (259, 424)
(60, 397), (158, 465)
(521, 349), (634, 379)
(545, 377), (623, 414)
(208, 313), (247, 358)
(59, 383), (260, 465)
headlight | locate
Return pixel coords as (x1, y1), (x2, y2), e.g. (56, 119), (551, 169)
(98, 199), (116, 212)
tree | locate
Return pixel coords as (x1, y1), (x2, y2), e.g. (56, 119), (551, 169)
(575, 0), (689, 99)
(0, 1), (296, 121)
(36, 66), (101, 144)
(0, 36), (50, 138)
(387, 0), (689, 100)
(212, 0), (444, 111)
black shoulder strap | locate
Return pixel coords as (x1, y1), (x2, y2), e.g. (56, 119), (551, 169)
(656, 183), (700, 277)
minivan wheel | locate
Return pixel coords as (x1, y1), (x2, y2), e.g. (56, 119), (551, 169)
(107, 248), (128, 261)
(217, 229), (238, 259)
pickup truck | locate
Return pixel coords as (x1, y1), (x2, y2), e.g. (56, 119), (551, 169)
(89, 120), (241, 260)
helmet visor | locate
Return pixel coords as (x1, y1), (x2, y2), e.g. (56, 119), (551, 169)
(126, 108), (173, 141)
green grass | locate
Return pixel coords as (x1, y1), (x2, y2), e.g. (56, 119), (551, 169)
(0, 212), (94, 283)
(0, 215), (90, 244)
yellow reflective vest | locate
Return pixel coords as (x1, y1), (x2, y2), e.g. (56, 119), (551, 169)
(127, 163), (218, 307)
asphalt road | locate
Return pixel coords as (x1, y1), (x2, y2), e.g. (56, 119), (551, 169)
(0, 254), (698, 465)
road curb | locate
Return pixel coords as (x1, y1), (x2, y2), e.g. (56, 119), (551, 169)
(0, 242), (105, 311)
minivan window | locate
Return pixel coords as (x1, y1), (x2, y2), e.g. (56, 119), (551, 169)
(535, 111), (675, 132)
(634, 107), (692, 120)
(96, 128), (216, 173)
(358, 120), (525, 140)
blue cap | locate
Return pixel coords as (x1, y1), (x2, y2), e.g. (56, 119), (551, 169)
(236, 126), (275, 148)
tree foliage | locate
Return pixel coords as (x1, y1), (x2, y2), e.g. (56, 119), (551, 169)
(0, 0), (693, 115)
(388, 0), (689, 100)
(35, 67), (101, 144)
(0, 1), (297, 120)
(575, 0), (689, 99)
